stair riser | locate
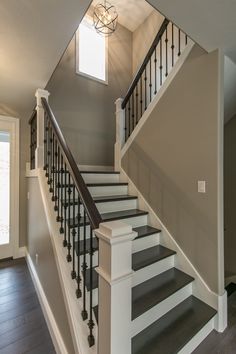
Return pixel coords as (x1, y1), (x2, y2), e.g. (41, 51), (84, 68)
(132, 255), (175, 287)
(132, 233), (160, 253)
(66, 199), (138, 215)
(178, 317), (216, 354)
(81, 173), (120, 184)
(87, 185), (128, 197)
(71, 214), (148, 236)
(132, 283), (193, 337)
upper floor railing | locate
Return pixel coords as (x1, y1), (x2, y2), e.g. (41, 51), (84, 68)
(122, 18), (189, 142)
(29, 109), (37, 170)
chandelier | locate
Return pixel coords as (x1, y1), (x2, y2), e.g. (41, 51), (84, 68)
(93, 1), (118, 36)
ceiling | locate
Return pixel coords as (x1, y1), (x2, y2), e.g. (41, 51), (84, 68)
(147, 0), (236, 63)
(0, 0), (91, 118)
(93, 0), (154, 32)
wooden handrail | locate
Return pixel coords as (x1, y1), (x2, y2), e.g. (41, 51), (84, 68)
(121, 18), (169, 109)
(28, 108), (37, 124)
(41, 97), (102, 230)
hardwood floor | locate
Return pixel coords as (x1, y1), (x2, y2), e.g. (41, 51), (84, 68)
(0, 258), (55, 354)
(193, 291), (236, 353)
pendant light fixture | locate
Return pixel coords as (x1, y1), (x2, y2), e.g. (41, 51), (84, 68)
(93, 0), (118, 36)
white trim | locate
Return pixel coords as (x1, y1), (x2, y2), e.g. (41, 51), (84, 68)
(120, 42), (195, 158)
(26, 251), (68, 354)
(120, 168), (226, 332)
(25, 162), (38, 177)
(14, 246), (26, 259)
(0, 115), (20, 260)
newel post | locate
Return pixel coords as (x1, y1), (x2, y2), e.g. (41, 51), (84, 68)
(114, 98), (125, 171)
(95, 221), (136, 354)
(35, 88), (50, 169)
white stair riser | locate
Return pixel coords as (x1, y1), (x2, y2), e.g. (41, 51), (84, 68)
(132, 283), (193, 337)
(81, 173), (120, 184)
(88, 185), (128, 197)
(178, 317), (216, 354)
(66, 199), (138, 215)
(132, 255), (175, 287)
(132, 233), (160, 253)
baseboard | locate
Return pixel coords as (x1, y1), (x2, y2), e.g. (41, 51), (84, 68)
(78, 164), (114, 171)
(26, 251), (68, 354)
(13, 246), (26, 259)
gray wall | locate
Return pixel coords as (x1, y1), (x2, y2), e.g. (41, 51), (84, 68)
(27, 177), (75, 354)
(224, 56), (236, 124)
(224, 115), (236, 280)
(46, 23), (132, 167)
(122, 45), (224, 294)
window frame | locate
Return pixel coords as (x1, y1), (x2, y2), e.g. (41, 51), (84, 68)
(76, 15), (108, 85)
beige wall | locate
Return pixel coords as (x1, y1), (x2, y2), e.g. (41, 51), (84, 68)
(132, 11), (164, 75)
(224, 115), (236, 280)
(46, 23), (132, 167)
(122, 45), (224, 294)
(27, 177), (75, 354)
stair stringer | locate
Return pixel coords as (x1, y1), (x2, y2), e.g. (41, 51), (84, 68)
(37, 167), (98, 354)
(120, 167), (227, 333)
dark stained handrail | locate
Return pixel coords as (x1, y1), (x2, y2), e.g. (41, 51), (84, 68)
(121, 18), (169, 109)
(41, 97), (102, 230)
(28, 107), (37, 124)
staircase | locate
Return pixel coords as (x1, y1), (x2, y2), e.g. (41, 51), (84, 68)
(28, 14), (224, 354)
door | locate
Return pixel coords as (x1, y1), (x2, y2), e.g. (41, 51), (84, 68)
(0, 117), (19, 259)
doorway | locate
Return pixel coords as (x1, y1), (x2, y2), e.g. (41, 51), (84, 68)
(0, 116), (19, 259)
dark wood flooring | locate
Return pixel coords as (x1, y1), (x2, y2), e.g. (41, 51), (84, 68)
(0, 258), (55, 354)
(193, 291), (236, 353)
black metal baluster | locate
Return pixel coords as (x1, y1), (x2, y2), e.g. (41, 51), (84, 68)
(136, 85), (138, 125)
(67, 174), (72, 262)
(88, 225), (95, 347)
(59, 153), (64, 229)
(63, 164), (68, 247)
(54, 139), (58, 211)
(124, 106), (127, 142)
(45, 118), (49, 178)
(185, 34), (188, 46)
(81, 208), (88, 320)
(144, 68), (147, 110)
(128, 99), (131, 137)
(154, 47), (157, 95)
(160, 37), (163, 86)
(55, 143), (60, 218)
(149, 59), (152, 103)
(71, 184), (76, 279)
(43, 113), (47, 172)
(171, 23), (174, 67)
(51, 133), (55, 201)
(132, 93), (135, 133)
(76, 197), (82, 298)
(48, 126), (53, 192)
(165, 27), (168, 77)
(178, 28), (181, 56)
(140, 75), (143, 118)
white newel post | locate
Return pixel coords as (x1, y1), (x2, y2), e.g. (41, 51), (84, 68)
(95, 221), (137, 354)
(114, 98), (125, 171)
(35, 88), (50, 169)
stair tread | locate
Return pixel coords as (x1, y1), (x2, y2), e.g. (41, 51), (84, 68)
(68, 209), (148, 228)
(84, 247), (178, 292)
(132, 296), (217, 354)
(62, 194), (137, 206)
(132, 268), (194, 320)
(132, 245), (176, 272)
(133, 225), (161, 239)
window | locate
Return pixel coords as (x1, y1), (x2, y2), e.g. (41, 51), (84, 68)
(0, 131), (10, 246)
(76, 17), (107, 83)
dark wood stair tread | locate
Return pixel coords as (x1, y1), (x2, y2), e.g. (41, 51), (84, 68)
(87, 182), (128, 187)
(81, 171), (120, 174)
(62, 195), (137, 206)
(132, 246), (176, 272)
(133, 225), (161, 239)
(132, 268), (194, 320)
(76, 237), (98, 256)
(132, 296), (217, 354)
(68, 209), (148, 228)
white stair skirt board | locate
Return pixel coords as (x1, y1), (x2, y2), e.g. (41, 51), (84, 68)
(132, 283), (193, 337)
(88, 185), (128, 197)
(132, 232), (160, 253)
(178, 317), (216, 354)
(81, 173), (120, 184)
(132, 254), (175, 287)
(36, 168), (97, 354)
(120, 168), (227, 332)
(121, 41), (195, 159)
(26, 253), (68, 354)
